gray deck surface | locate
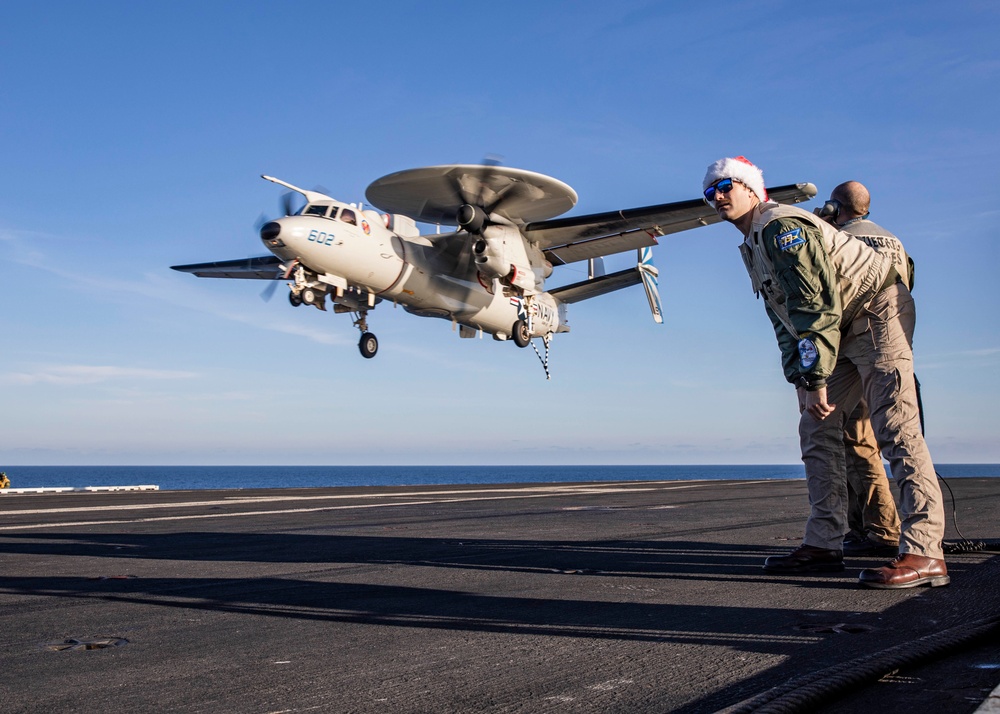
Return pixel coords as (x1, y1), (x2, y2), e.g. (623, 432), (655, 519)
(1, 477), (998, 713)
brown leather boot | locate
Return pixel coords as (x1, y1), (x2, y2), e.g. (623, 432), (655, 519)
(858, 554), (950, 589)
(763, 544), (844, 574)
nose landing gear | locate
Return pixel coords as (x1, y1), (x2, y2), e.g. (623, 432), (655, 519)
(354, 310), (378, 359)
(359, 331), (378, 359)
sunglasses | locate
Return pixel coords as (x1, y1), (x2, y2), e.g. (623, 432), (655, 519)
(704, 178), (738, 202)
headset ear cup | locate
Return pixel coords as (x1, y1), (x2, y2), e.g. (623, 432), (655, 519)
(818, 200), (840, 220)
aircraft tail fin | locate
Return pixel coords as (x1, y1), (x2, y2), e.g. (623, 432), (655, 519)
(638, 246), (663, 324)
(546, 247), (663, 325)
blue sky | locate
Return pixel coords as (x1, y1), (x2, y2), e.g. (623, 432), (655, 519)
(1, 1), (998, 466)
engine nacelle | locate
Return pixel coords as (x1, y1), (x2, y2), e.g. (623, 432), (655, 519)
(473, 223), (537, 293)
(473, 237), (511, 280)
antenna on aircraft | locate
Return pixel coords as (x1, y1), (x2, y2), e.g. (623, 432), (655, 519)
(260, 175), (332, 205)
(262, 175), (306, 194)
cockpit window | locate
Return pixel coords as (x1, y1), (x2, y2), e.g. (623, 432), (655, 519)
(302, 204), (330, 217)
(340, 208), (357, 226)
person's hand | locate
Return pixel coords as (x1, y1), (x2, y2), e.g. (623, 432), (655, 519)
(798, 386), (835, 420)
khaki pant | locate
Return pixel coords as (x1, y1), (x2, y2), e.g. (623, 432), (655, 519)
(799, 283), (945, 558)
(844, 400), (900, 545)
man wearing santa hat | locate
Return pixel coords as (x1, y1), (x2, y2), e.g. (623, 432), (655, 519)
(702, 156), (947, 589)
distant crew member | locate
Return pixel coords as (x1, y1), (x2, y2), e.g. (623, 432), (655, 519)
(817, 181), (909, 558)
(0, 472), (10, 489)
(701, 156), (948, 589)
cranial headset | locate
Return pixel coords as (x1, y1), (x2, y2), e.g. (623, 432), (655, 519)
(814, 199), (841, 221)
(814, 199), (869, 223)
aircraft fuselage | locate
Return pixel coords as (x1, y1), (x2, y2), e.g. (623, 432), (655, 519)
(262, 208), (566, 341)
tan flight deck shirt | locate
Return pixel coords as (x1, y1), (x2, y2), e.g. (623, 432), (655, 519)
(840, 217), (913, 290)
(740, 203), (892, 389)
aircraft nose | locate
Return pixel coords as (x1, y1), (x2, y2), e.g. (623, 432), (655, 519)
(260, 221), (282, 242)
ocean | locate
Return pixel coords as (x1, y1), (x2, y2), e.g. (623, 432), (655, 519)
(2, 464), (998, 491)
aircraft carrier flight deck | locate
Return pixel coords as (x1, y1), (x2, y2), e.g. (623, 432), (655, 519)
(1, 477), (998, 713)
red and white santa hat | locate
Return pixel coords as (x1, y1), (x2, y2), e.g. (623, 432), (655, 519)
(703, 156), (768, 202)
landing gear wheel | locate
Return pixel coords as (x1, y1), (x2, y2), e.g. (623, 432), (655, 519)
(301, 288), (318, 305)
(359, 332), (378, 359)
(512, 319), (531, 348)
(288, 291), (303, 307)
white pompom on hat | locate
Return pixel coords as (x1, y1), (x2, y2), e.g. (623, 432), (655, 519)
(703, 156), (768, 202)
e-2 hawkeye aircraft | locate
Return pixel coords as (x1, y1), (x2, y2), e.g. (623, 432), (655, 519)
(172, 164), (816, 377)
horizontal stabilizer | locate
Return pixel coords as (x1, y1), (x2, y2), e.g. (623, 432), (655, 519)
(171, 255), (283, 280)
(549, 267), (642, 304)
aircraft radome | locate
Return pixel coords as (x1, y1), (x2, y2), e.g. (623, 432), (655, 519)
(172, 164), (816, 378)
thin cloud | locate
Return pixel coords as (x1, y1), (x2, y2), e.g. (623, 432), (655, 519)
(0, 229), (351, 345)
(1, 365), (199, 386)
(0, 231), (348, 347)
(918, 346), (1000, 370)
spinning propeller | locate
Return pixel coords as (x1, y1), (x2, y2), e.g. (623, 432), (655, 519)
(254, 179), (335, 301)
(279, 191), (300, 218)
(253, 191), (302, 302)
(259, 271), (281, 302)
(446, 157), (540, 237)
(451, 156), (505, 235)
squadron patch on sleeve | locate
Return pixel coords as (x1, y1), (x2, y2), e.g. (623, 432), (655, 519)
(776, 228), (806, 251)
(798, 338), (819, 369)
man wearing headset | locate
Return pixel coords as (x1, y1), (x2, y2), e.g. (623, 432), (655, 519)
(702, 157), (947, 588)
(817, 182), (908, 558)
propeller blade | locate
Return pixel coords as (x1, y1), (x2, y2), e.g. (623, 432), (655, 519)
(452, 156), (505, 233)
(260, 279), (280, 302)
(255, 213), (282, 303)
(484, 179), (527, 216)
(441, 169), (472, 211)
(470, 155), (531, 219)
(474, 157), (501, 209)
(280, 191), (304, 217)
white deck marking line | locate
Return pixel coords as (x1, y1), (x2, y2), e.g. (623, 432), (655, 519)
(1, 482), (726, 517)
(0, 483), (730, 531)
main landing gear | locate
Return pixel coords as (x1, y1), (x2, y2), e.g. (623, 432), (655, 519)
(511, 316), (553, 380)
(512, 319), (531, 348)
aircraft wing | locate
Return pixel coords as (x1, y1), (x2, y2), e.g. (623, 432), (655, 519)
(526, 182), (817, 266)
(170, 255), (284, 280)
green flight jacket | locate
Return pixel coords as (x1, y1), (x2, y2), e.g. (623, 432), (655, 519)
(741, 203), (889, 389)
(761, 217), (841, 386)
